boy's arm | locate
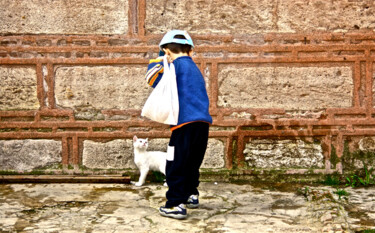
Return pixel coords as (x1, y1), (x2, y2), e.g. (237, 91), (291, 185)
(145, 57), (164, 88)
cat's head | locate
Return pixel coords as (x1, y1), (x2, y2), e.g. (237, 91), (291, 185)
(133, 135), (148, 150)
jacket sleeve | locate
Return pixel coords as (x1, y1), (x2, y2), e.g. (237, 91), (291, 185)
(145, 57), (164, 88)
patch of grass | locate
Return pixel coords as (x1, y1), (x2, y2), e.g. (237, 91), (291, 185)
(0, 170), (46, 175)
(356, 229), (375, 233)
(333, 188), (349, 200)
(27, 170), (46, 175)
(346, 165), (375, 188)
(321, 174), (341, 186)
(0, 170), (19, 175)
(151, 171), (165, 183)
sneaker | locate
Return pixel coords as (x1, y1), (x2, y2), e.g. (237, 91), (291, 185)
(186, 194), (199, 209)
(159, 204), (187, 219)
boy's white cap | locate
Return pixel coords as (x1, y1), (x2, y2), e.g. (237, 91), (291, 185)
(159, 30), (194, 50)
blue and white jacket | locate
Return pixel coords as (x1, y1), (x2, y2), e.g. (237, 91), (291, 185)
(145, 56), (212, 129)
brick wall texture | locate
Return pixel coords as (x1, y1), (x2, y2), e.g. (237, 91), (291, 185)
(1, 0), (375, 174)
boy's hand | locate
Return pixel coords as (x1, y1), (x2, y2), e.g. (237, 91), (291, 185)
(166, 55), (173, 63)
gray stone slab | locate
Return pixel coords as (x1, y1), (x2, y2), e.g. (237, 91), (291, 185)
(0, 0), (128, 34)
(218, 66), (353, 110)
(82, 139), (135, 169)
(55, 65), (149, 120)
(244, 139), (324, 168)
(202, 139), (225, 169)
(0, 140), (62, 171)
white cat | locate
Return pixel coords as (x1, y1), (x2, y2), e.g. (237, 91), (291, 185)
(132, 135), (167, 187)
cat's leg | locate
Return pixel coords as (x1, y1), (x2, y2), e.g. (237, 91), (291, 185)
(160, 162), (167, 186)
(135, 168), (149, 186)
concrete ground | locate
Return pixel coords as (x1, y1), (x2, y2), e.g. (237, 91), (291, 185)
(0, 181), (374, 233)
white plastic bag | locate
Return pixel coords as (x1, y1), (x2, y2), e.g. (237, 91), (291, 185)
(141, 56), (179, 125)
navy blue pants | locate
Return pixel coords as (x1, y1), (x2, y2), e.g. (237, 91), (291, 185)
(165, 122), (209, 208)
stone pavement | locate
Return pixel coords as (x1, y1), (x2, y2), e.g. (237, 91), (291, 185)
(0, 181), (374, 233)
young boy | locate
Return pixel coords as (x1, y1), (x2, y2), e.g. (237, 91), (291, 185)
(145, 30), (212, 219)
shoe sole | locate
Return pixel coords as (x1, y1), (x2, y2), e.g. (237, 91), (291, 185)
(186, 203), (199, 209)
(159, 210), (187, 219)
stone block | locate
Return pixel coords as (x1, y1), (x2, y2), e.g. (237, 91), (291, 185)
(0, 140), (62, 171)
(218, 66), (353, 110)
(277, 0), (375, 33)
(0, 0), (128, 34)
(202, 139), (225, 169)
(83, 139), (135, 169)
(145, 138), (169, 152)
(0, 66), (39, 110)
(145, 0), (275, 34)
(55, 65), (150, 119)
(243, 139), (324, 168)
(145, 0), (375, 35)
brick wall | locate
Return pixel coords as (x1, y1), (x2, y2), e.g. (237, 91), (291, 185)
(1, 0), (375, 175)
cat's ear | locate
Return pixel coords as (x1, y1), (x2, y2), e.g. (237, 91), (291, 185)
(133, 135), (138, 142)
